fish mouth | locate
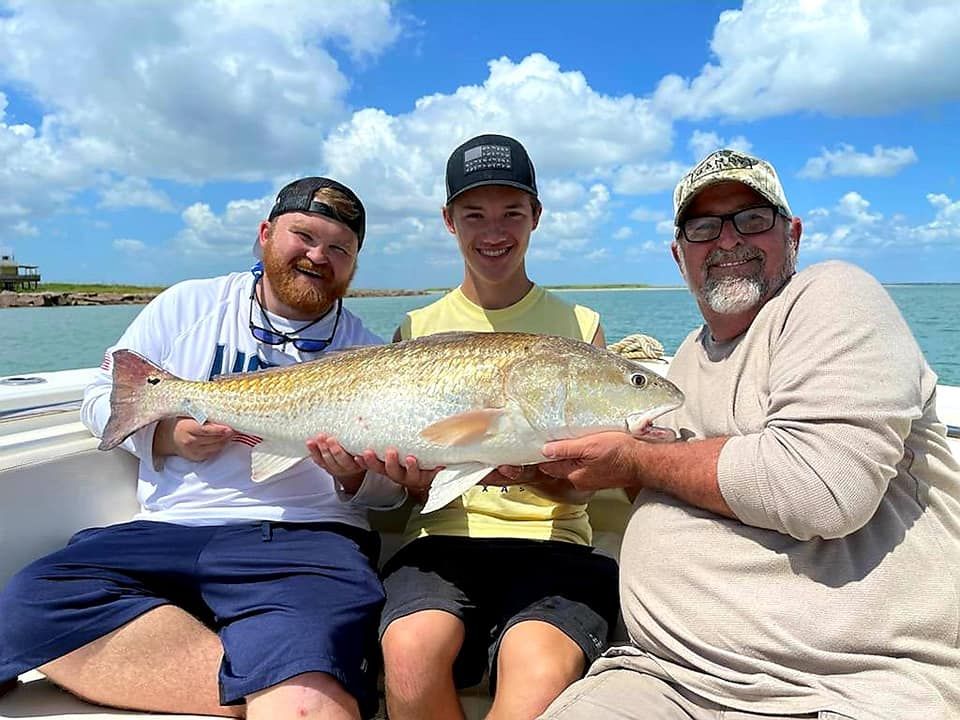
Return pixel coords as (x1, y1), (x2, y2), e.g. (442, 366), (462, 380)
(625, 402), (681, 436)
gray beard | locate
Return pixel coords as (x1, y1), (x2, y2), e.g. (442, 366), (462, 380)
(701, 275), (766, 315)
(680, 238), (797, 316)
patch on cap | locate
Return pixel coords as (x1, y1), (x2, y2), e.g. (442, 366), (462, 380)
(673, 148), (792, 223)
(687, 149), (760, 182)
(463, 144), (513, 174)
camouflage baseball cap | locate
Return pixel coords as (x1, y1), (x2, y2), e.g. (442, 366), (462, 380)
(673, 149), (792, 223)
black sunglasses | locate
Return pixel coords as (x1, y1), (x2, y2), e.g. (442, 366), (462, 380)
(248, 272), (341, 353)
(680, 205), (786, 244)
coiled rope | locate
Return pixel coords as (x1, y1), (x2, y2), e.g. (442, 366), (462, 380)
(607, 333), (666, 361)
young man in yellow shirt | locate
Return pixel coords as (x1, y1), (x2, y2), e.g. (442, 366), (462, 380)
(380, 134), (619, 720)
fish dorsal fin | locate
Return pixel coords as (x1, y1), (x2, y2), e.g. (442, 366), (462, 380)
(419, 408), (505, 447)
(250, 439), (307, 483)
(421, 463), (495, 513)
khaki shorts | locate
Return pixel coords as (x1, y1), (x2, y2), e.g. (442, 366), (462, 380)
(539, 669), (850, 720)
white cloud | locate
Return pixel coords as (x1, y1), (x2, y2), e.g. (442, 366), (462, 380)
(798, 144), (918, 179)
(928, 193), (960, 222)
(653, 0), (960, 120)
(613, 161), (686, 195)
(836, 192), (881, 224)
(688, 130), (752, 160)
(174, 196), (271, 256)
(534, 183), (611, 261)
(322, 53), (673, 234)
(11, 220), (38, 236)
(655, 220), (676, 236)
(100, 177), (175, 211)
(625, 239), (667, 258)
(316, 53), (675, 265)
(3, 1), (957, 280)
(613, 227), (633, 240)
(909, 193), (960, 245)
(542, 179), (587, 207)
(0, 1), (402, 242)
(0, 1), (402, 184)
(113, 238), (146, 253)
(799, 190), (960, 255)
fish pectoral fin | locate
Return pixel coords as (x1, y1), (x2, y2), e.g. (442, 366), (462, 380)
(419, 409), (505, 447)
(421, 463), (494, 514)
(250, 441), (307, 483)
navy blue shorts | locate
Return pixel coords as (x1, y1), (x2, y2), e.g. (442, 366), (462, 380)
(0, 520), (384, 716)
(380, 535), (620, 693)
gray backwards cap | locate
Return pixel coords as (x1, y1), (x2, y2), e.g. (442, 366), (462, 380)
(673, 149), (792, 224)
(253, 176), (366, 258)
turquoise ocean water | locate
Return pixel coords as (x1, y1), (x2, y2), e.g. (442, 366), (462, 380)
(1, 285), (958, 385)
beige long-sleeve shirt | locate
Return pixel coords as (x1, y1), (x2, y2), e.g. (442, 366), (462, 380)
(599, 261), (960, 720)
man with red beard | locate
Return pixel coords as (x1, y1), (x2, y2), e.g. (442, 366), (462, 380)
(0, 178), (405, 720)
(533, 149), (960, 719)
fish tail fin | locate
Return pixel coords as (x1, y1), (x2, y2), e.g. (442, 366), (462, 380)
(98, 349), (179, 451)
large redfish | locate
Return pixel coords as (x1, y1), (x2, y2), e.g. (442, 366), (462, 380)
(99, 331), (684, 512)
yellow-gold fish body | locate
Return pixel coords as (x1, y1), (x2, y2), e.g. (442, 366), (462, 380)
(100, 331), (684, 512)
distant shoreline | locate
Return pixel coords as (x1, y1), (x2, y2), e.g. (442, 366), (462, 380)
(3, 280), (950, 309)
(0, 287), (431, 309)
(0, 283), (685, 309)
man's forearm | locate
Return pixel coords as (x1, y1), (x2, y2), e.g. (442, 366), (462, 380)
(632, 436), (734, 518)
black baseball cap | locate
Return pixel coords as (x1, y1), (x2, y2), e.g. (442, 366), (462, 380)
(267, 176), (366, 248)
(445, 134), (538, 205)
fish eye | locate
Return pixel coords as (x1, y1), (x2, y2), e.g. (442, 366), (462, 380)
(629, 373), (647, 388)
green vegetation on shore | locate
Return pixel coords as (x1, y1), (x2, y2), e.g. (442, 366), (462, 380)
(35, 282), (167, 294)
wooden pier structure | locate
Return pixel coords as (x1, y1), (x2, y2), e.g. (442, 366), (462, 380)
(0, 250), (41, 291)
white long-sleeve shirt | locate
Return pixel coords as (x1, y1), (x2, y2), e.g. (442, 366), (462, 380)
(82, 270), (405, 528)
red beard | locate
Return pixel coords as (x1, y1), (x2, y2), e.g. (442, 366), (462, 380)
(261, 242), (354, 316)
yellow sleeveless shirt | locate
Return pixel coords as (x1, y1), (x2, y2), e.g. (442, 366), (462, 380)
(400, 285), (600, 545)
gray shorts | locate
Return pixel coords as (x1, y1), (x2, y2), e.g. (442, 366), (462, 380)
(539, 669), (848, 720)
(380, 535), (620, 693)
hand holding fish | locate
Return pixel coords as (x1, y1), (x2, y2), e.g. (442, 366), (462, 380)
(352, 447), (440, 504)
(153, 417), (236, 463)
(539, 427), (677, 493)
(491, 465), (594, 505)
(306, 433), (367, 494)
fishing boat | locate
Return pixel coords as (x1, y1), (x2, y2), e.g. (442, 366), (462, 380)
(1, 363), (959, 719)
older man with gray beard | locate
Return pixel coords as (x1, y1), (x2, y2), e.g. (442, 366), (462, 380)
(532, 149), (960, 720)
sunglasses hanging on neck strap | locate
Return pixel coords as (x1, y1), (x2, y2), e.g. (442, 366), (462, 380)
(248, 263), (342, 353)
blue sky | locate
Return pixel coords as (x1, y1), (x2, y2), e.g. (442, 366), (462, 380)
(0, 0), (958, 289)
